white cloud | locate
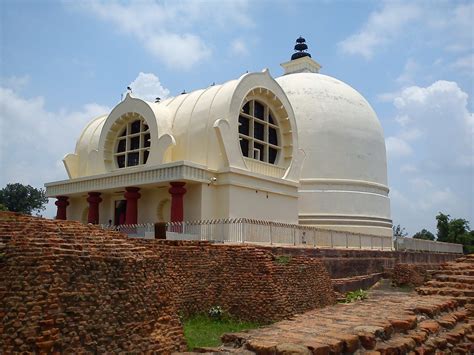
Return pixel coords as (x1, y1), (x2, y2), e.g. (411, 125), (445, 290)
(2, 75), (30, 92)
(410, 177), (433, 190)
(396, 58), (418, 85)
(386, 136), (412, 157)
(394, 80), (473, 139)
(230, 38), (249, 56)
(400, 164), (418, 174)
(390, 188), (411, 208)
(128, 72), (170, 102)
(76, 0), (253, 69)
(418, 187), (457, 212)
(399, 128), (422, 141)
(338, 2), (421, 59)
(377, 91), (399, 102)
(442, 3), (474, 53)
(339, 2), (473, 59)
(450, 53), (474, 72)
(387, 80), (473, 234)
(394, 114), (411, 127)
(389, 81), (473, 173)
(0, 85), (110, 193)
(390, 182), (460, 234)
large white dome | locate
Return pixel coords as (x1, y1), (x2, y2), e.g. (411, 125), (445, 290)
(276, 69), (392, 236)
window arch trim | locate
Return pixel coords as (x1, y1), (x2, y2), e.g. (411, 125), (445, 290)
(237, 88), (293, 175)
(113, 117), (151, 169)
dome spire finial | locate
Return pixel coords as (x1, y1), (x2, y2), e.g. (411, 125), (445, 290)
(291, 36), (311, 60)
(281, 36), (321, 75)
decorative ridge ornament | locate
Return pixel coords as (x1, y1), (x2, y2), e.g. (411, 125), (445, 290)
(291, 36), (312, 60)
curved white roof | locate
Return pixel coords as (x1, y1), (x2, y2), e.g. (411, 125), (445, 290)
(63, 70), (302, 182)
(276, 72), (388, 186)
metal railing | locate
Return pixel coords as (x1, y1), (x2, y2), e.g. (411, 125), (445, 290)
(166, 218), (394, 250)
(98, 220), (463, 253)
(100, 223), (155, 239)
(394, 236), (463, 254)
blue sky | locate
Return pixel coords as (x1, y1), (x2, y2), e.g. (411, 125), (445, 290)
(1, 0), (473, 235)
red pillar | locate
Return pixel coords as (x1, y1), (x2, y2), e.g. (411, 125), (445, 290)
(169, 182), (186, 222)
(87, 192), (102, 224)
(55, 196), (69, 220)
(124, 187), (141, 225)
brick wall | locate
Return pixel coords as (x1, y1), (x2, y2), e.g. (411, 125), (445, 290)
(258, 246), (461, 278)
(147, 241), (335, 322)
(0, 212), (186, 353)
(0, 213), (336, 352)
(391, 263), (430, 287)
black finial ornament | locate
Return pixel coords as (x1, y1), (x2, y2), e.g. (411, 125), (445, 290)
(291, 36), (311, 60)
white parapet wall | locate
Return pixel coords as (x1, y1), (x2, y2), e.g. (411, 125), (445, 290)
(394, 236), (463, 254)
(100, 220), (463, 254)
(165, 218), (394, 250)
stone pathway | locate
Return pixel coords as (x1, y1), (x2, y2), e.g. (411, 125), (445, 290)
(194, 255), (474, 354)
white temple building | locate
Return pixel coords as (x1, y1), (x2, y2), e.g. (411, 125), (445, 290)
(45, 38), (392, 237)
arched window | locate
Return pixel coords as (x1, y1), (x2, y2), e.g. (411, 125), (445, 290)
(114, 118), (150, 168)
(238, 100), (280, 164)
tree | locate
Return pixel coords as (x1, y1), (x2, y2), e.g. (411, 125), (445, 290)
(436, 213), (450, 242)
(392, 224), (408, 237)
(435, 212), (473, 254)
(413, 229), (435, 241)
(447, 218), (470, 244)
(0, 183), (48, 215)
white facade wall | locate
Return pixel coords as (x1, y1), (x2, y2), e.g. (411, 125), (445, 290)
(227, 185), (298, 223)
(67, 197), (88, 223)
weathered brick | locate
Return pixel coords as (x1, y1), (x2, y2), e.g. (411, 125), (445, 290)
(0, 212), (336, 353)
(418, 320), (440, 334)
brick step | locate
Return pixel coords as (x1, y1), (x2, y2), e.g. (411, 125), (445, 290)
(424, 280), (474, 290)
(434, 274), (474, 284)
(410, 322), (474, 354)
(373, 334), (417, 354)
(218, 304), (471, 354)
(434, 269), (474, 276)
(417, 287), (474, 298)
(370, 313), (473, 354)
(439, 268), (474, 274)
(437, 265), (474, 271)
(454, 257), (474, 264)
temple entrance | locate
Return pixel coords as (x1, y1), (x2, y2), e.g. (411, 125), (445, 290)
(114, 200), (127, 225)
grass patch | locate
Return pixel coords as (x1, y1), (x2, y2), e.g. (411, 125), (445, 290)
(183, 314), (261, 350)
(274, 255), (292, 265)
(341, 289), (368, 303)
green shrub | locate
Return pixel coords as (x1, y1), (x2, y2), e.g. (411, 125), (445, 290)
(208, 305), (223, 321)
(343, 289), (368, 303)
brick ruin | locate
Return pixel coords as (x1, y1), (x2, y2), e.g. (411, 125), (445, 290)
(0, 212), (335, 353)
(0, 212), (186, 353)
(215, 255), (474, 354)
(392, 264), (430, 287)
(149, 241), (335, 322)
(259, 245), (461, 293)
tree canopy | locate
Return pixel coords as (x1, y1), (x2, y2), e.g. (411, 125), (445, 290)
(413, 229), (435, 241)
(436, 212), (473, 254)
(0, 183), (48, 215)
